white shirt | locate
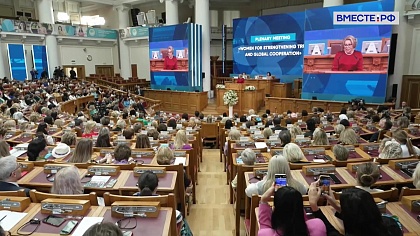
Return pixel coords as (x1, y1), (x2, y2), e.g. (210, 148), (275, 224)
(401, 144), (420, 158)
(339, 114), (348, 121)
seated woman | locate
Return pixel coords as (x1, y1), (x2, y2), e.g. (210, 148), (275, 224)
(332, 144), (349, 161)
(259, 185), (326, 236)
(112, 119), (126, 132)
(246, 155), (307, 197)
(338, 128), (358, 145)
(378, 140), (403, 159)
(51, 166), (104, 206)
(156, 146), (193, 194)
(262, 127), (273, 139)
(60, 132), (76, 146)
(27, 136), (48, 161)
(392, 130), (420, 157)
(122, 128), (134, 140)
(0, 140), (10, 158)
(283, 143), (305, 163)
(289, 125), (303, 139)
(96, 128), (112, 148)
(312, 128), (329, 145)
(231, 148), (256, 189)
(172, 130), (192, 150)
(414, 163), (420, 189)
(379, 138), (391, 154)
(68, 139), (94, 163)
(135, 134), (151, 148)
(100, 144), (134, 164)
(134, 171), (193, 236)
(370, 119), (392, 142)
(333, 124), (345, 138)
(309, 185), (403, 236)
(278, 130), (291, 147)
(355, 162), (383, 192)
(36, 122), (55, 145)
(225, 129), (241, 152)
(82, 120), (97, 138)
(147, 128), (159, 140)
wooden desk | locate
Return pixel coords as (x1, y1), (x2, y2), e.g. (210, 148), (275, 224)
(304, 53), (389, 73)
(143, 89), (208, 113)
(216, 88), (264, 115)
(214, 78), (280, 96)
(150, 58), (188, 71)
(118, 171), (177, 195)
(9, 204), (101, 236)
(387, 202), (420, 235)
(271, 83), (292, 98)
(95, 207), (172, 236)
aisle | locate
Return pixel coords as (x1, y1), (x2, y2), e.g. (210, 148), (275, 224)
(188, 149), (245, 236)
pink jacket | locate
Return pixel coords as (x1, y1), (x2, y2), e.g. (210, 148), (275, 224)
(258, 203), (326, 236)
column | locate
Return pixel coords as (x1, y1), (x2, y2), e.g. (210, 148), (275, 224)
(388, 0), (408, 107)
(195, 0), (211, 95)
(36, 0), (60, 78)
(116, 5), (131, 79)
(323, 0), (343, 7)
(0, 42), (6, 77)
(165, 0), (179, 25)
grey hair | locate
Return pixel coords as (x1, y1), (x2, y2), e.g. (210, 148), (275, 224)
(98, 127), (110, 136)
(0, 155), (17, 181)
(283, 143), (304, 162)
(51, 166), (83, 194)
(333, 145), (349, 161)
(241, 148), (256, 165)
(413, 163), (420, 189)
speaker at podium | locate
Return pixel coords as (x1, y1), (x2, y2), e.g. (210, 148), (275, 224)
(308, 43), (325, 55)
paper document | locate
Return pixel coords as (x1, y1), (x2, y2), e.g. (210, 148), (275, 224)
(255, 142), (268, 149)
(90, 176), (111, 183)
(174, 157), (186, 166)
(10, 149), (27, 158)
(71, 217), (104, 236)
(0, 211), (28, 231)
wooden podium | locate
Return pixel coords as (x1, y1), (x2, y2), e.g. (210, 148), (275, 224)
(216, 83), (264, 114)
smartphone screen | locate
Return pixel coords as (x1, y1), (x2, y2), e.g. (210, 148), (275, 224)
(122, 231), (133, 236)
(319, 176), (331, 194)
(274, 174), (287, 187)
(60, 220), (78, 235)
(43, 215), (66, 227)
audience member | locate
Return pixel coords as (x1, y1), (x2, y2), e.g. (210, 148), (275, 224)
(0, 156), (30, 196)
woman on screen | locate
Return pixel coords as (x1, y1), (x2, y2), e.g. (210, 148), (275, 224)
(164, 46), (178, 70)
(332, 35), (364, 71)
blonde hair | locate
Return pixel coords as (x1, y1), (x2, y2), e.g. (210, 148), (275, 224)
(68, 139), (93, 163)
(262, 155), (303, 193)
(289, 125), (303, 139)
(356, 162), (380, 187)
(313, 128), (329, 145)
(116, 119), (126, 129)
(393, 130), (418, 157)
(346, 110), (355, 119)
(283, 143), (304, 162)
(378, 140), (402, 159)
(174, 130), (189, 149)
(343, 35), (357, 48)
(413, 163), (420, 189)
(54, 119), (64, 129)
(51, 166), (83, 194)
(248, 109), (255, 115)
(4, 120), (16, 129)
(61, 132), (77, 146)
(0, 140), (10, 157)
(334, 124), (345, 136)
(84, 121), (96, 134)
(339, 128), (358, 145)
(262, 128), (273, 139)
(379, 138), (391, 153)
(228, 129), (241, 141)
(156, 146), (174, 165)
(29, 113), (41, 123)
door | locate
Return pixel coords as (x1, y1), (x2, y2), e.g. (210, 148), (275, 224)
(401, 75), (420, 108)
(131, 64), (138, 78)
(95, 65), (114, 77)
(62, 65), (85, 80)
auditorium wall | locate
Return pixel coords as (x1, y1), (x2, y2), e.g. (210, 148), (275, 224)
(60, 45), (117, 76)
(128, 40), (151, 81)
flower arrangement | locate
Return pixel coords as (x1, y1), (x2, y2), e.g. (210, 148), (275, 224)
(216, 84), (225, 89)
(244, 86), (256, 91)
(223, 90), (238, 106)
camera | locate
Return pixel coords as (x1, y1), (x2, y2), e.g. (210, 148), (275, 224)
(349, 98), (366, 111)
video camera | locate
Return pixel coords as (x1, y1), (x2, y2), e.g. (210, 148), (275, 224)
(349, 98), (366, 111)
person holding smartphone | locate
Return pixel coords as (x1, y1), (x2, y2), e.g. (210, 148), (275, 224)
(258, 184), (327, 236)
(308, 182), (403, 236)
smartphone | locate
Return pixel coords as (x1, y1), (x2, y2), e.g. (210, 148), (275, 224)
(274, 174), (287, 187)
(122, 231), (133, 236)
(60, 220), (78, 235)
(43, 215), (66, 227)
(319, 175), (331, 195)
